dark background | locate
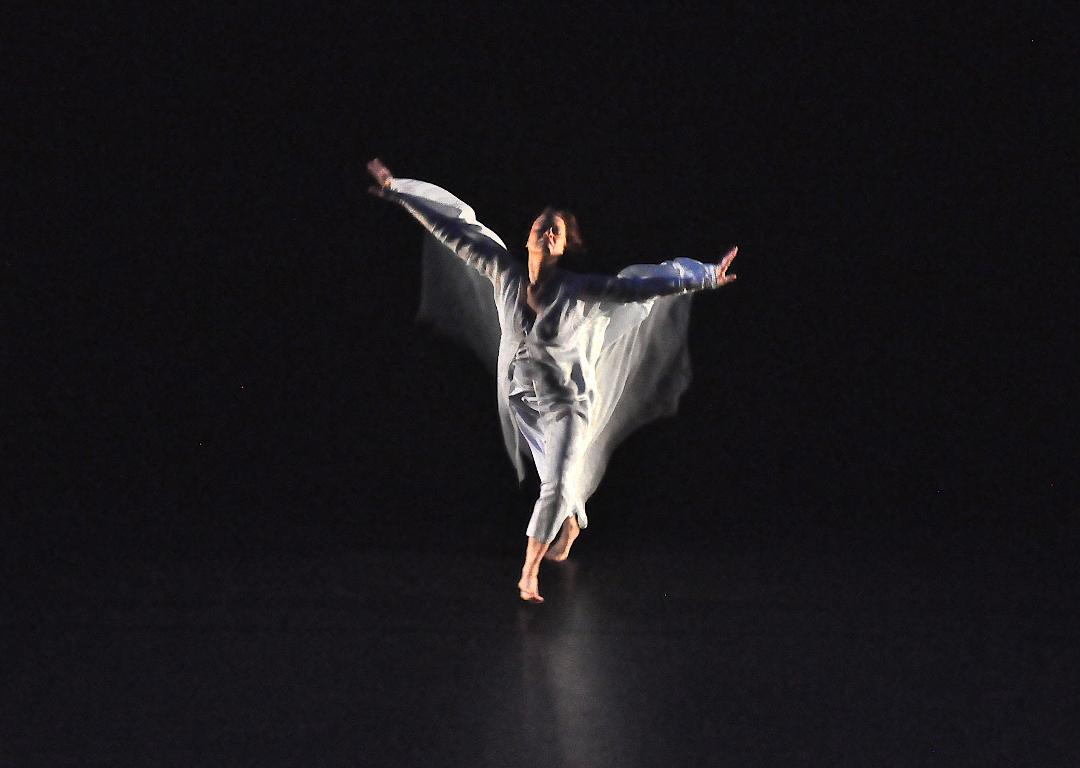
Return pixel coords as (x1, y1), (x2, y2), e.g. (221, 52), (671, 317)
(10, 4), (1074, 544)
(6, 4), (1077, 766)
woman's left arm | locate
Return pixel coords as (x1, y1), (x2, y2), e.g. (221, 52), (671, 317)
(580, 248), (738, 303)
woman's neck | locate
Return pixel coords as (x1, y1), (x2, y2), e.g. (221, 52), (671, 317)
(527, 250), (558, 285)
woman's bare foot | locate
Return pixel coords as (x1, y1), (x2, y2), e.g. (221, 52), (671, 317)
(517, 574), (543, 603)
(544, 515), (580, 562)
(518, 536), (549, 603)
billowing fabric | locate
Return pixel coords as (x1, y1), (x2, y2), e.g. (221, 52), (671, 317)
(386, 178), (718, 543)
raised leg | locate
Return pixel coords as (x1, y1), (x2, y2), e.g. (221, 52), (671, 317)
(544, 513), (581, 561)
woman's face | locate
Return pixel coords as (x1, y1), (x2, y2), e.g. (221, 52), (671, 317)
(527, 213), (568, 259)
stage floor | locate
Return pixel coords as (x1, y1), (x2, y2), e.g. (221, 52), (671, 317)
(5, 513), (1076, 766)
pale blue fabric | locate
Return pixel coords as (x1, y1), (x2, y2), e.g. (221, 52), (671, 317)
(386, 178), (719, 544)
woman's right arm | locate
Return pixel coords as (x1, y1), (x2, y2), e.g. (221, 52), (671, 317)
(367, 159), (519, 283)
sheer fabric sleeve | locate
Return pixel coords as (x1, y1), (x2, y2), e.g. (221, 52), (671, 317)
(383, 178), (521, 284)
(572, 257), (727, 502)
(578, 289), (694, 502)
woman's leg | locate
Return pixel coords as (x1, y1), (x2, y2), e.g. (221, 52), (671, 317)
(508, 395), (551, 602)
(525, 405), (587, 545)
(518, 403), (588, 600)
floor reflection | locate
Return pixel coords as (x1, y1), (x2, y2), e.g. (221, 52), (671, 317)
(504, 560), (637, 767)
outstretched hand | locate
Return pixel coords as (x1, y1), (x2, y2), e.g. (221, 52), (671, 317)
(366, 158), (394, 197)
(716, 246), (738, 286)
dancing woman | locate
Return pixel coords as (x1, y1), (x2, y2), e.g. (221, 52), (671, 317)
(366, 159), (738, 602)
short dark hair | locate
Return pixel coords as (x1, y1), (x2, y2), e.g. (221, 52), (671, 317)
(538, 206), (586, 258)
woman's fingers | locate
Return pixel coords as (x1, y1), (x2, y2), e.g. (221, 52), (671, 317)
(716, 246), (739, 285)
(365, 158), (394, 200)
(366, 158), (393, 186)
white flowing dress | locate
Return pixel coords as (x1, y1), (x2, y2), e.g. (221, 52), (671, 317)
(385, 178), (722, 544)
